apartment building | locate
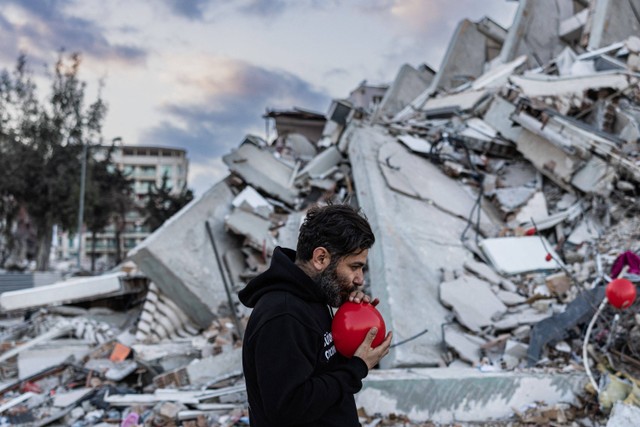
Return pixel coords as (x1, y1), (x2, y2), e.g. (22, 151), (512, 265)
(60, 145), (189, 270)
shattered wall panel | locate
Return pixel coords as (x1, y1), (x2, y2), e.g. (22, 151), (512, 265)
(374, 64), (434, 121)
(431, 19), (503, 92)
(129, 181), (240, 328)
(500, 0), (574, 68)
(347, 124), (473, 367)
(586, 0), (640, 50)
(222, 143), (300, 207)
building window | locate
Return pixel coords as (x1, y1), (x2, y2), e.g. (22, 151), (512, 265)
(139, 166), (156, 177)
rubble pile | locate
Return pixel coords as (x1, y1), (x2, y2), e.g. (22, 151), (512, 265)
(3, 0), (640, 425)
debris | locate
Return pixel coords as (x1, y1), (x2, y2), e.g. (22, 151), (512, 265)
(5, 0), (640, 424)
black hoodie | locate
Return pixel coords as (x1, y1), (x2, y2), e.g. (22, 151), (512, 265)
(239, 247), (368, 427)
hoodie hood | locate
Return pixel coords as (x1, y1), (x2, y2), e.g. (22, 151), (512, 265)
(239, 246), (326, 308)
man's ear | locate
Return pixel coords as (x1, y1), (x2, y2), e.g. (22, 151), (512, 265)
(311, 247), (331, 272)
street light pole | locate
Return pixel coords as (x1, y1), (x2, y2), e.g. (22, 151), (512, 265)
(76, 142), (88, 270)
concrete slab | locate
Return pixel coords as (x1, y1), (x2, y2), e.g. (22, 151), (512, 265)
(18, 340), (90, 379)
(571, 155), (616, 196)
(431, 19), (504, 92)
(186, 347), (242, 386)
(496, 290), (527, 306)
(377, 139), (496, 235)
(129, 181), (241, 328)
(295, 146), (343, 181)
(443, 325), (487, 364)
(500, 0), (574, 68)
(587, 0), (640, 50)
(225, 209), (277, 254)
(0, 273), (125, 312)
(482, 96), (523, 143)
(510, 72), (634, 98)
(374, 64), (433, 121)
(470, 55), (527, 90)
(421, 89), (488, 115)
(222, 143), (300, 207)
(231, 186), (273, 219)
(480, 236), (563, 275)
(347, 124), (472, 367)
(607, 402), (640, 427)
(53, 388), (93, 407)
(356, 368), (588, 424)
(440, 275), (507, 332)
(514, 191), (549, 226)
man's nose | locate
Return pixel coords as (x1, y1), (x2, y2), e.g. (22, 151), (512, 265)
(353, 271), (364, 286)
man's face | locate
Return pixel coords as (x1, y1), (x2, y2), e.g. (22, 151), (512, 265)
(317, 249), (368, 307)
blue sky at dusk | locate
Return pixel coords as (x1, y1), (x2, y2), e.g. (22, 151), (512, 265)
(0, 0), (517, 196)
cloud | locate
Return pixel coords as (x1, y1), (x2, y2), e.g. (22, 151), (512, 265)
(140, 58), (330, 181)
(160, 0), (337, 21)
(0, 0), (147, 66)
(162, 0), (213, 21)
(238, 0), (289, 17)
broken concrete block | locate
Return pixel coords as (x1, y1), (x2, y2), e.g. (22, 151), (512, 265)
(493, 307), (554, 331)
(231, 186), (273, 219)
(560, 8), (589, 42)
(443, 325), (487, 364)
(440, 275), (507, 332)
(225, 209), (277, 255)
(53, 388), (93, 408)
(186, 347), (242, 386)
(295, 146), (343, 182)
(514, 191), (549, 226)
(431, 18), (506, 92)
(495, 290), (526, 306)
(0, 273), (125, 312)
(222, 143), (300, 207)
(571, 156), (616, 196)
(587, 0), (640, 50)
(480, 236), (564, 275)
(374, 64), (434, 121)
(18, 340), (90, 379)
(130, 181), (241, 328)
(500, 0), (574, 68)
(607, 402), (640, 427)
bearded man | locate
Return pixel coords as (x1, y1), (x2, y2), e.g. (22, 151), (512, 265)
(239, 203), (393, 426)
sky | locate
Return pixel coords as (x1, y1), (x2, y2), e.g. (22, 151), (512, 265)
(0, 0), (518, 197)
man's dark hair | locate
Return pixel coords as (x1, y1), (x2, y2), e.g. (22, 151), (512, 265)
(296, 204), (375, 262)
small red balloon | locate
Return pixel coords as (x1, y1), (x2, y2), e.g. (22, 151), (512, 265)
(606, 278), (637, 309)
(332, 301), (386, 358)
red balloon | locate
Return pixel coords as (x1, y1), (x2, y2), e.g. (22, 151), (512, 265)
(332, 301), (386, 358)
(606, 278), (637, 309)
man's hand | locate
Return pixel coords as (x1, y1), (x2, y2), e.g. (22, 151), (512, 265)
(353, 327), (392, 370)
(348, 290), (380, 307)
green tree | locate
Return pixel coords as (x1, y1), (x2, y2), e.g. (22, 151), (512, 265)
(0, 55), (42, 266)
(84, 144), (132, 272)
(0, 52), (109, 271)
(143, 173), (194, 232)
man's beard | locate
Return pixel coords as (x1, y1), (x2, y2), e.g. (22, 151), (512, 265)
(317, 260), (354, 308)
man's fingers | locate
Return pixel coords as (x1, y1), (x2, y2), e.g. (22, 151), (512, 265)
(371, 298), (380, 307)
(362, 327), (378, 346)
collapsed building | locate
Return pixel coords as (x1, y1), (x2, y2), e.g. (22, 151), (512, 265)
(2, 0), (640, 425)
